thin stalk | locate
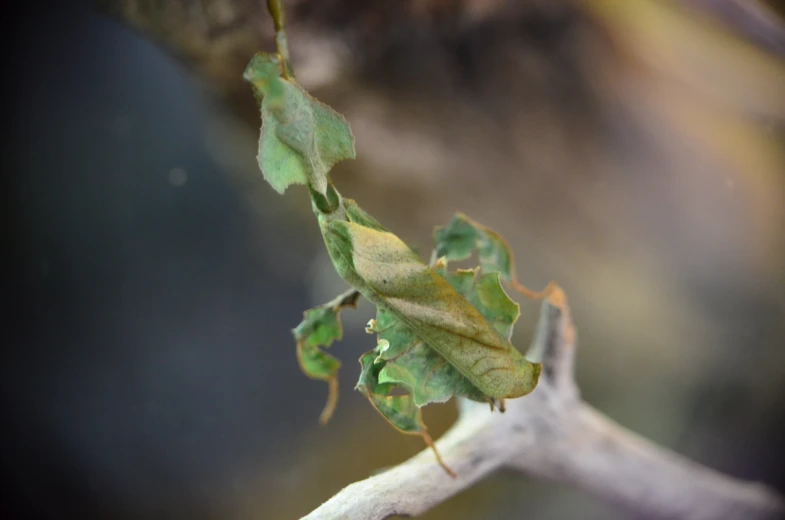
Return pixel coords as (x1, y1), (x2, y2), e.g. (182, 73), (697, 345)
(265, 0), (294, 79)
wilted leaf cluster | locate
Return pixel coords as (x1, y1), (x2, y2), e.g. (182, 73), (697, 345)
(244, 5), (550, 474)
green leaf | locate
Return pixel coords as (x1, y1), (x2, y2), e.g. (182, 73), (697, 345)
(356, 348), (455, 477)
(320, 202), (540, 402)
(317, 198), (541, 475)
(350, 241), (530, 477)
(459, 270), (520, 341)
(370, 307), (480, 407)
(356, 349), (426, 434)
(370, 268), (522, 408)
(435, 213), (555, 300)
(434, 213), (514, 281)
(248, 0), (552, 477)
(293, 290), (360, 424)
(243, 40), (540, 461)
(244, 52), (356, 197)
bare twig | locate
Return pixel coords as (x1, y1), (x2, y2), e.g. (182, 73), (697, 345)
(303, 292), (785, 520)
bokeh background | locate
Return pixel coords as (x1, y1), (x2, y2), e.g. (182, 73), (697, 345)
(5, 0), (785, 519)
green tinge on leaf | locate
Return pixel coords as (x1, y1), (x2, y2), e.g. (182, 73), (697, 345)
(378, 341), (485, 407)
(434, 213), (514, 281)
(356, 350), (425, 434)
(454, 269), (520, 341)
(244, 53), (285, 106)
(320, 206), (540, 401)
(293, 291), (360, 424)
(375, 268), (521, 408)
(373, 306), (478, 407)
(356, 349), (456, 477)
(343, 198), (387, 232)
(244, 52), (356, 197)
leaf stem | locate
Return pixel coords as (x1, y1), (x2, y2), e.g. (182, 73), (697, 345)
(265, 0), (294, 79)
(309, 182), (343, 215)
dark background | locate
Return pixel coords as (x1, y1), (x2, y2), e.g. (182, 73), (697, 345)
(5, 3), (322, 518)
(4, 1), (785, 519)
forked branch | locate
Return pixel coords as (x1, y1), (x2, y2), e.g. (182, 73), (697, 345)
(303, 292), (785, 520)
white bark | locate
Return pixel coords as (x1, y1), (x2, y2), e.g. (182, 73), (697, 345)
(303, 293), (784, 520)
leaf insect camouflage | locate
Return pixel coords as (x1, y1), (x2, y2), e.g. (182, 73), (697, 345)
(246, 0), (557, 476)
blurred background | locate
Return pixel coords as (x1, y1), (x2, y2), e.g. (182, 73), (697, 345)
(4, 0), (785, 518)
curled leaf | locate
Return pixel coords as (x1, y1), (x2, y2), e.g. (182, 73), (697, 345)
(356, 348), (455, 477)
(356, 349), (426, 434)
(293, 290), (360, 424)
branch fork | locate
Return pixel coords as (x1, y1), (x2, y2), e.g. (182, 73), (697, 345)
(304, 289), (784, 520)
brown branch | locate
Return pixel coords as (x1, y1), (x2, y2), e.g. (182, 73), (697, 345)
(303, 294), (785, 520)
